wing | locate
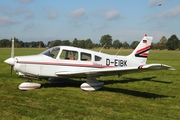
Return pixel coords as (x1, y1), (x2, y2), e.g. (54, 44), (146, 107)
(55, 64), (175, 78)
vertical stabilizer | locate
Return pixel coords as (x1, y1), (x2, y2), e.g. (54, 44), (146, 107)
(128, 35), (153, 65)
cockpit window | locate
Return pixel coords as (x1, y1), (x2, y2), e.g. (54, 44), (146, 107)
(41, 46), (60, 58)
(60, 49), (78, 60)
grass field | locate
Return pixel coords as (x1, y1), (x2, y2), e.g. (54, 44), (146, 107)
(0, 48), (180, 120)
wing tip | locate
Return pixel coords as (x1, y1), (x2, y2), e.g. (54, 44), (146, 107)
(168, 67), (175, 70)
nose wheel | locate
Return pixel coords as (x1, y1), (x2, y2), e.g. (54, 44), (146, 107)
(18, 78), (41, 90)
(18, 82), (41, 90)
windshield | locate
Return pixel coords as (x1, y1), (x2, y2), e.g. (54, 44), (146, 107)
(40, 46), (60, 58)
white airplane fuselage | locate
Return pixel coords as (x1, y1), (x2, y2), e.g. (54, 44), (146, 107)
(13, 46), (140, 78)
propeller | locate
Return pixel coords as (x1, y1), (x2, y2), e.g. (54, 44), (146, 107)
(4, 37), (15, 76)
(10, 37), (14, 76)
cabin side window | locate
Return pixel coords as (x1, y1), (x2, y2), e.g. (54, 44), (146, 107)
(95, 55), (102, 61)
(81, 52), (91, 61)
(60, 50), (78, 60)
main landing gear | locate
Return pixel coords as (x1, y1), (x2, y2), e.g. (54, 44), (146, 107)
(80, 75), (104, 91)
(18, 75), (103, 91)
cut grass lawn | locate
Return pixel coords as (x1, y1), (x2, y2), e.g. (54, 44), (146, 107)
(0, 48), (180, 120)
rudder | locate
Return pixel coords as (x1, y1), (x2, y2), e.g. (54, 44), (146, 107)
(128, 35), (153, 65)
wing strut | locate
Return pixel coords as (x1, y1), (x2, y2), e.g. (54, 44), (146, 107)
(99, 43), (107, 52)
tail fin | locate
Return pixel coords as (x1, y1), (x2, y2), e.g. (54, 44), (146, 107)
(128, 35), (153, 65)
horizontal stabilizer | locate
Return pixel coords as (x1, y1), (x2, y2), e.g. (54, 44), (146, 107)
(138, 64), (175, 70)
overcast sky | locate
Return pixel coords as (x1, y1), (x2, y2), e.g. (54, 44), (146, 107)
(0, 0), (180, 44)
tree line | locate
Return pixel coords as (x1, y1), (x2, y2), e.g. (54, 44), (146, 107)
(0, 34), (179, 50)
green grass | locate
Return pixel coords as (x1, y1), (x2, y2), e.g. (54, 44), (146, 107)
(0, 48), (180, 120)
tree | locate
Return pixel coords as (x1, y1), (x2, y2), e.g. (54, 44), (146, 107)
(122, 42), (129, 49)
(100, 34), (112, 49)
(156, 36), (167, 50)
(151, 42), (156, 50)
(18, 41), (24, 47)
(47, 41), (51, 47)
(130, 41), (139, 49)
(85, 39), (94, 49)
(94, 43), (101, 48)
(71, 38), (78, 47)
(30, 41), (39, 47)
(112, 40), (122, 49)
(39, 41), (45, 48)
(0, 39), (10, 47)
(49, 40), (62, 47)
(166, 34), (179, 50)
(78, 40), (86, 48)
(24, 42), (31, 47)
(61, 40), (71, 46)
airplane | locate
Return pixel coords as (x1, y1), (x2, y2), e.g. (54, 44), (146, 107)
(4, 35), (175, 91)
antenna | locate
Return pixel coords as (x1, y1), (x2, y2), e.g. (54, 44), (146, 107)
(115, 47), (122, 56)
(99, 43), (107, 52)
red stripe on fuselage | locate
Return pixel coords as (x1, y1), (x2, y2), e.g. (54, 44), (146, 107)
(17, 61), (114, 68)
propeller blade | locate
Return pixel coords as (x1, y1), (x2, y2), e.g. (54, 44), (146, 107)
(10, 65), (13, 76)
(10, 37), (15, 76)
(4, 37), (15, 76)
(11, 37), (14, 58)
